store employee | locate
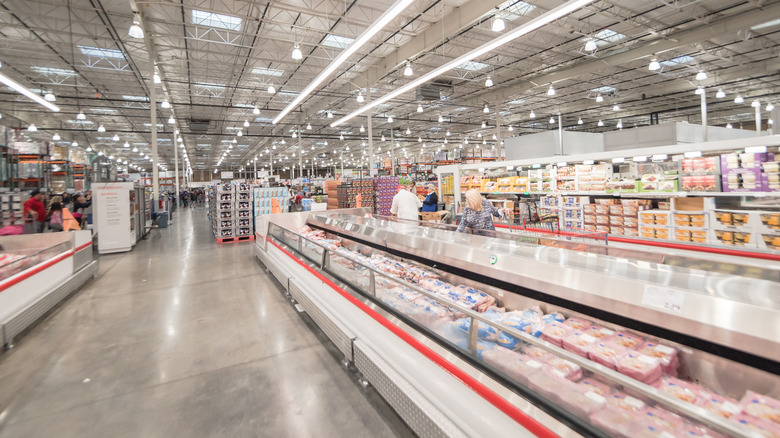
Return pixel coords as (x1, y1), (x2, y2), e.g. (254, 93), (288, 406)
(421, 185), (438, 212)
(390, 184), (422, 221)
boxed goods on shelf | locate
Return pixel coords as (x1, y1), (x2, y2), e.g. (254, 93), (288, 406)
(640, 173), (678, 192)
(374, 176), (397, 215)
(576, 164), (609, 192)
(681, 174), (721, 192)
(512, 176), (530, 192)
(680, 156), (720, 174)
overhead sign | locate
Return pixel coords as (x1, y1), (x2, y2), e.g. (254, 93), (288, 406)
(221, 171), (234, 179)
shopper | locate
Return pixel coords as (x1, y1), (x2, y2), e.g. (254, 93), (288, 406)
(421, 185), (439, 212)
(73, 194), (92, 228)
(390, 184), (422, 221)
(23, 190), (47, 233)
(48, 202), (63, 232)
(456, 189), (504, 235)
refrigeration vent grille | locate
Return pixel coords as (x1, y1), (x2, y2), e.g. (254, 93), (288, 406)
(288, 279), (355, 361)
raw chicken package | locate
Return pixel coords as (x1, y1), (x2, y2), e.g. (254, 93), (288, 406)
(453, 318), (499, 341)
(654, 377), (702, 404)
(741, 391), (780, 425)
(588, 341), (628, 370)
(577, 378), (613, 397)
(608, 331), (644, 349)
(636, 341), (679, 376)
(581, 324), (615, 341)
(734, 414), (780, 438)
(640, 407), (684, 433)
(589, 394), (646, 438)
(561, 330), (599, 358)
(527, 370), (571, 403)
(677, 423), (727, 438)
(615, 351), (663, 384)
(541, 322), (573, 347)
(523, 345), (554, 362)
(481, 348), (543, 385)
(697, 391), (741, 419)
(556, 379), (607, 419)
(542, 312), (565, 324)
(545, 356), (583, 381)
(562, 317), (591, 331)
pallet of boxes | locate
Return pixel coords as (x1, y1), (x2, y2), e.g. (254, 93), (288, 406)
(584, 199), (651, 237)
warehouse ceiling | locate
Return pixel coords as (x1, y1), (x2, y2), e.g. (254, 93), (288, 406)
(1, 0), (779, 174)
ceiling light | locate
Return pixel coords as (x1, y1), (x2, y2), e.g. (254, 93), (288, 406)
(595, 94), (604, 103)
(648, 58), (660, 71)
(177, 137), (183, 142)
(52, 132), (61, 141)
(612, 104), (620, 111)
(417, 104), (423, 113)
(340, 134), (344, 140)
(26, 124), (37, 132)
(616, 120), (623, 129)
(253, 106), (260, 115)
(72, 140), (79, 147)
(97, 125), (106, 132)
(161, 100), (170, 109)
(244, 120), (250, 127)
(597, 120), (604, 126)
(326, 111), (333, 119)
(485, 76), (493, 87)
(167, 116), (175, 124)
(418, 137), (422, 142)
(478, 132), (482, 138)
(330, 0), (600, 127)
(464, 138), (469, 144)
(306, 123), (312, 130)
(577, 118), (583, 125)
(483, 103), (490, 113)
(767, 103), (775, 111)
(547, 84), (555, 96)
(529, 110), (536, 119)
(291, 44), (303, 60)
(0, 72), (61, 112)
(404, 62), (413, 76)
(482, 139), (487, 145)
(549, 117), (555, 124)
(237, 130), (243, 137)
(584, 38), (597, 52)
(695, 70), (707, 81)
(387, 115), (393, 123)
(695, 87), (704, 95)
(360, 125), (365, 132)
(481, 121), (487, 128)
(405, 127), (411, 135)
(381, 134), (386, 141)
(492, 15), (506, 32)
(734, 95), (744, 104)
(44, 92), (56, 102)
(153, 73), (161, 84)
(292, 131), (297, 138)
(128, 18), (144, 39)
(446, 130), (451, 136)
(716, 89), (726, 99)
(438, 114), (444, 123)
(123, 141), (130, 148)
(508, 125), (514, 131)
(112, 134), (120, 141)
(751, 100), (761, 108)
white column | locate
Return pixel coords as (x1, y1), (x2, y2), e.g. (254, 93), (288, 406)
(270, 150), (274, 176)
(755, 106), (762, 136)
(174, 134), (180, 207)
(367, 89), (375, 177)
(150, 65), (159, 206)
(701, 92), (708, 142)
(495, 102), (501, 159)
(557, 113), (563, 156)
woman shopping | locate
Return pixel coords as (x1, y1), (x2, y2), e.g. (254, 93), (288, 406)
(456, 189), (506, 235)
(420, 185), (438, 212)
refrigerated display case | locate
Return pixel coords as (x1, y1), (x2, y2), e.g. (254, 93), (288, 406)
(255, 210), (780, 438)
(0, 231), (96, 347)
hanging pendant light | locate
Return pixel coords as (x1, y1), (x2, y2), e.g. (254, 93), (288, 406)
(52, 132), (61, 141)
(483, 103), (490, 113)
(595, 95), (604, 103)
(128, 17), (144, 38)
(237, 130), (243, 137)
(291, 44), (303, 60)
(326, 111), (333, 119)
(403, 62), (413, 76)
(648, 58), (660, 71)
(734, 95), (744, 104)
(387, 115), (393, 123)
(485, 76), (493, 87)
(161, 100), (170, 109)
(72, 141), (79, 147)
(695, 70), (707, 81)
(168, 116), (175, 124)
(584, 38), (597, 52)
(616, 120), (623, 129)
(438, 114), (444, 123)
(418, 137), (422, 143)
(577, 118), (583, 125)
(726, 123), (733, 129)
(306, 123), (312, 130)
(77, 111), (86, 120)
(340, 134), (344, 140)
(549, 117), (555, 124)
(244, 120), (250, 127)
(417, 104), (423, 113)
(767, 103), (775, 111)
(267, 85), (276, 94)
(112, 134), (120, 141)
(124, 141), (130, 148)
(695, 87), (705, 95)
(612, 104), (620, 111)
(44, 92), (56, 102)
(356, 92), (364, 103)
(547, 84), (556, 96)
(153, 73), (161, 84)
(508, 125), (514, 131)
(529, 110), (536, 119)
(491, 14), (505, 32)
(360, 125), (365, 133)
(597, 120), (604, 127)
(405, 127), (411, 135)
(253, 106), (260, 115)
(97, 125), (106, 132)
(716, 89), (726, 99)
(381, 135), (386, 141)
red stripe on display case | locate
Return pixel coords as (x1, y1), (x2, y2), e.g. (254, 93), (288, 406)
(0, 250), (74, 293)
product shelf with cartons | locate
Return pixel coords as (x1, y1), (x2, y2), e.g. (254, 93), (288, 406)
(373, 176), (397, 215)
(0, 191), (25, 228)
(234, 182), (253, 239)
(211, 183), (236, 241)
(257, 211), (780, 438)
(253, 186), (290, 231)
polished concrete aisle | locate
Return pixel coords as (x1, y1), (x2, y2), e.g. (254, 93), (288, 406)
(0, 207), (412, 438)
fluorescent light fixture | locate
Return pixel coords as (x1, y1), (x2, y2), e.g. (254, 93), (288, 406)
(684, 151), (702, 158)
(31, 66), (76, 77)
(582, 160), (595, 165)
(612, 157), (625, 163)
(0, 72), (61, 111)
(506, 165), (514, 171)
(557, 161), (568, 167)
(122, 95), (149, 101)
(532, 164), (541, 168)
(716, 89), (726, 98)
(273, 0), (413, 124)
(79, 45), (125, 60)
(252, 67), (284, 77)
(192, 10), (242, 31)
(633, 156), (648, 162)
(745, 146), (767, 154)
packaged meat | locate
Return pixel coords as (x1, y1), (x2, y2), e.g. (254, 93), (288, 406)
(542, 312), (566, 324)
(561, 330), (599, 358)
(581, 325), (615, 340)
(734, 414), (780, 438)
(636, 342), (679, 375)
(590, 402), (645, 438)
(589, 342), (628, 370)
(501, 311), (543, 337)
(697, 391), (741, 419)
(741, 391), (780, 425)
(577, 378), (612, 397)
(453, 318), (499, 341)
(527, 370), (570, 403)
(545, 356), (583, 381)
(655, 377), (701, 404)
(481, 348), (543, 385)
(677, 423), (727, 438)
(541, 322), (573, 346)
(563, 317), (591, 330)
(609, 331), (644, 349)
(606, 392), (647, 413)
(558, 379), (607, 418)
(524, 345), (554, 361)
(616, 351), (663, 384)
(641, 407), (684, 432)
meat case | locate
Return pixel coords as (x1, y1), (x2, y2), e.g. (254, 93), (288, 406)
(257, 210), (780, 438)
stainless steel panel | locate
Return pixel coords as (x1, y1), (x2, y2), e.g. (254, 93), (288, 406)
(288, 279), (355, 360)
(353, 340), (468, 438)
(3, 260), (97, 346)
(73, 247), (93, 272)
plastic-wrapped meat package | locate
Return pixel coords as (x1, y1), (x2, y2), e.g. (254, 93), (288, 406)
(563, 317), (591, 331)
(404, 265), (440, 283)
(608, 331), (644, 349)
(449, 286), (495, 312)
(615, 351), (663, 384)
(527, 370), (572, 404)
(388, 286), (422, 302)
(542, 312), (566, 324)
(436, 321), (469, 350)
(502, 311), (543, 336)
(655, 377), (702, 404)
(588, 341), (628, 370)
(541, 322), (573, 347)
(545, 356), (583, 381)
(521, 306), (544, 320)
(742, 392), (780, 425)
(453, 318), (499, 341)
(636, 342), (679, 376)
(409, 297), (453, 326)
(640, 407), (684, 433)
(734, 414), (780, 438)
(558, 381), (608, 419)
(581, 324), (615, 341)
(589, 393), (646, 438)
(481, 348), (544, 385)
(677, 423), (727, 438)
(524, 345), (554, 362)
(418, 278), (455, 297)
(578, 378), (612, 397)
(696, 391), (742, 420)
(295, 225), (312, 234)
(561, 330), (599, 358)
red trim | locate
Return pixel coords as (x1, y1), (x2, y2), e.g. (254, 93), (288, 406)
(0, 250), (73, 293)
(494, 223), (780, 262)
(265, 237), (558, 438)
(75, 242), (92, 252)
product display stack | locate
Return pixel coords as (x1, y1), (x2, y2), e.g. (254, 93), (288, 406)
(235, 183), (252, 238)
(0, 191), (25, 227)
(560, 196), (590, 230)
(325, 179), (340, 209)
(253, 187), (290, 230)
(210, 183), (235, 241)
(336, 180), (374, 209)
(374, 176), (397, 215)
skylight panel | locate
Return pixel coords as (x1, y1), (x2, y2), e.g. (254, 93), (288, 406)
(592, 29), (626, 46)
(191, 10), (242, 31)
(234, 103), (255, 108)
(67, 120), (94, 124)
(508, 98), (526, 105)
(195, 82), (226, 90)
(78, 45), (125, 60)
(31, 66), (76, 76)
(143, 123), (165, 128)
(278, 90), (298, 96)
(499, 0), (536, 20)
(591, 86), (617, 94)
(322, 34), (355, 49)
(660, 55), (694, 67)
(123, 95), (149, 101)
(458, 61), (490, 71)
(254, 117), (273, 123)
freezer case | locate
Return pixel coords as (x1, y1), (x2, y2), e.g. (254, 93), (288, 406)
(261, 210), (780, 438)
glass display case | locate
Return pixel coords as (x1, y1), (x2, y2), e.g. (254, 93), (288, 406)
(0, 241), (69, 280)
(264, 212), (780, 438)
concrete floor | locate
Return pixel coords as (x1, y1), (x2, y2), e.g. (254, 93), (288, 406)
(0, 207), (413, 438)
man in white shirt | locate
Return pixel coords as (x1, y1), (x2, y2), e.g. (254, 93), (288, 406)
(390, 184), (422, 221)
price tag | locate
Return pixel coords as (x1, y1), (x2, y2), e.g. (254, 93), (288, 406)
(642, 284), (685, 314)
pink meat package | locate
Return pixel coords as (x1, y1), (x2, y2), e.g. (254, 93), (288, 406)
(588, 341), (628, 370)
(608, 331), (644, 349)
(639, 407), (684, 433)
(580, 324), (616, 341)
(589, 392), (646, 437)
(527, 370), (571, 404)
(562, 317), (591, 331)
(615, 351), (663, 384)
(557, 379), (609, 418)
(741, 391), (780, 426)
(697, 391), (742, 420)
(636, 341), (679, 376)
(540, 322), (573, 347)
(481, 347), (543, 385)
(545, 356), (583, 381)
(523, 345), (554, 362)
(734, 414), (780, 438)
(654, 376), (702, 404)
(561, 330), (599, 358)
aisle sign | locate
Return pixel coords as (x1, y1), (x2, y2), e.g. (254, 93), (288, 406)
(221, 171), (234, 179)
(641, 284), (684, 314)
(94, 182), (135, 254)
